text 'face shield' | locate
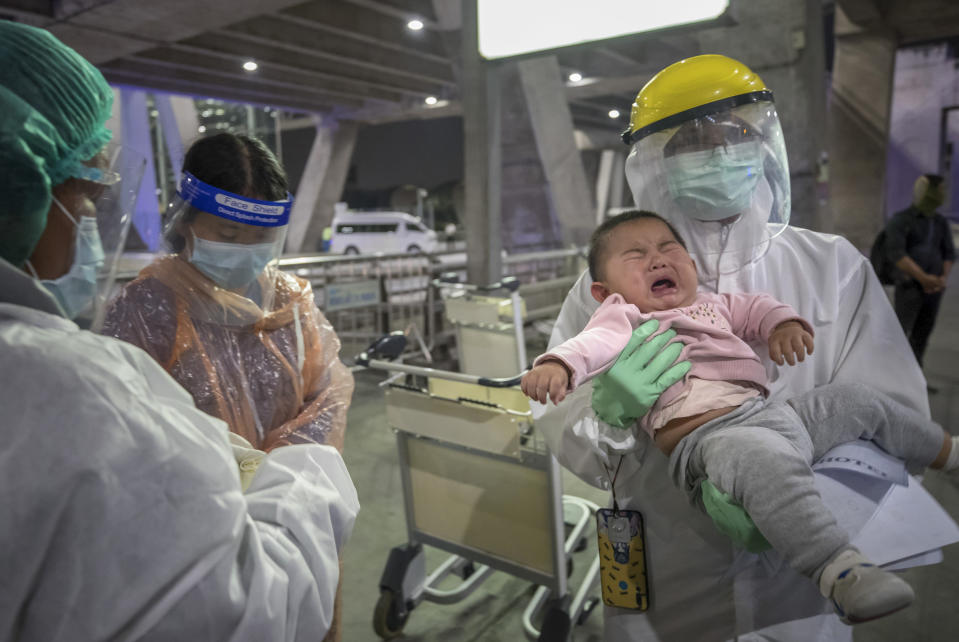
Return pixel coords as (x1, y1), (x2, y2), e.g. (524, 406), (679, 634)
(161, 172), (292, 318)
(625, 100), (790, 284)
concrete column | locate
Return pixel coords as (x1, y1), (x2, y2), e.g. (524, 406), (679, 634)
(117, 88), (162, 251)
(462, 0), (502, 284)
(285, 117), (331, 254)
(827, 6), (897, 249)
(608, 150), (626, 211)
(595, 149), (619, 225)
(155, 94), (199, 182)
(698, 0), (827, 232)
(518, 55), (594, 247)
(431, 0), (462, 85)
(286, 118), (359, 254)
(497, 61), (560, 254)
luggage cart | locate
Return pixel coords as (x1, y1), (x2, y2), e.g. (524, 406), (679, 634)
(439, 275), (528, 377)
(359, 277), (600, 641)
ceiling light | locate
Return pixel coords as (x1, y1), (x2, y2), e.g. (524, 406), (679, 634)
(608, 109), (621, 119)
(242, 60), (258, 72)
(198, 125), (207, 133)
(407, 19), (424, 31)
(424, 96), (438, 106)
(568, 72), (582, 82)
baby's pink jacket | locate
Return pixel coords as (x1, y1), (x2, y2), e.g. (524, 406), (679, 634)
(536, 291), (812, 427)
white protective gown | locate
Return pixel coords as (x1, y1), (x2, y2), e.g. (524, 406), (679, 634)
(0, 258), (359, 641)
(534, 224), (928, 641)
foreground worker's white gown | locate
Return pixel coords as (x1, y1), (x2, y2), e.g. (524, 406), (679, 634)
(0, 258), (359, 641)
(536, 225), (935, 642)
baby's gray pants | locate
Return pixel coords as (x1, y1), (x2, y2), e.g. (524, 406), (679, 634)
(669, 382), (944, 581)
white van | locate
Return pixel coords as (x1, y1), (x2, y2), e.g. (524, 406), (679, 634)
(329, 210), (438, 255)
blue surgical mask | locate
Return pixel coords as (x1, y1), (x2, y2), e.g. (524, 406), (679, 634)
(34, 199), (105, 319)
(189, 235), (275, 290)
(664, 141), (764, 221)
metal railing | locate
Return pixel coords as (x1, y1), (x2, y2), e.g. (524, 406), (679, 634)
(280, 248), (585, 360)
(112, 247), (586, 362)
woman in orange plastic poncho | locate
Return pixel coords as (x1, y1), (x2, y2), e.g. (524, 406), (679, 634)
(104, 133), (354, 453)
(103, 133), (354, 641)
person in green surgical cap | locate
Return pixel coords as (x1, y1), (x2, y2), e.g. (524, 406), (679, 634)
(880, 174), (956, 379)
(0, 20), (357, 641)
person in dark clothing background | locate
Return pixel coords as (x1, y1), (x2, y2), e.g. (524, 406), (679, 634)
(882, 174), (955, 387)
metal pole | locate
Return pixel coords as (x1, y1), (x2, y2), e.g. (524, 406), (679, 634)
(512, 289), (527, 371)
(152, 101), (169, 210)
(273, 110), (283, 167)
(246, 105), (256, 138)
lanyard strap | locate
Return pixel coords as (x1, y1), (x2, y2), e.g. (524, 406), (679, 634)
(604, 455), (626, 511)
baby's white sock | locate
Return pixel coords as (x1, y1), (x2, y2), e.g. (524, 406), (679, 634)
(818, 548), (870, 597)
(944, 436), (959, 472)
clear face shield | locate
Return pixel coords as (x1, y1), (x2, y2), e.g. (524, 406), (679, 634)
(160, 172), (292, 317)
(30, 143), (145, 330)
(625, 99), (790, 285)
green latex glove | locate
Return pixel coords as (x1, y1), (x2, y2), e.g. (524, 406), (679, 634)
(591, 319), (691, 428)
(701, 480), (771, 553)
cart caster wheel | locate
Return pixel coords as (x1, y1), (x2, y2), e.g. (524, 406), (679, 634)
(538, 605), (571, 641)
(577, 597), (600, 625)
(373, 588), (410, 639)
(454, 561), (476, 580)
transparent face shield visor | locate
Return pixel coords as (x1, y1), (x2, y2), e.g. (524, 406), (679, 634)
(69, 142), (146, 331)
(162, 171), (292, 313)
(625, 100), (790, 282)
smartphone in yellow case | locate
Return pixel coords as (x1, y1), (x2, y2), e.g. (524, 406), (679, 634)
(597, 508), (649, 610)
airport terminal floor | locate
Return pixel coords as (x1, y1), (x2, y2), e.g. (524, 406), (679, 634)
(336, 268), (959, 641)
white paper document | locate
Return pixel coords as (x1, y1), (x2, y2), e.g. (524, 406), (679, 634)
(813, 440), (909, 487)
(814, 440), (959, 570)
(854, 475), (959, 567)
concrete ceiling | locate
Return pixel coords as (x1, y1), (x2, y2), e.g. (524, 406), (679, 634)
(0, 0), (685, 138)
(2, 0), (959, 133)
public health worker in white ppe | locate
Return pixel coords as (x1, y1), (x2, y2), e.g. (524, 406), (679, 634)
(0, 21), (358, 641)
(534, 54), (929, 641)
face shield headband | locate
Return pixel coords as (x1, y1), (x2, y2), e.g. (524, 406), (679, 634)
(622, 90), (774, 146)
(176, 171), (293, 227)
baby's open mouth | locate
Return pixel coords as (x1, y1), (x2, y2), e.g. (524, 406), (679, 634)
(651, 278), (676, 294)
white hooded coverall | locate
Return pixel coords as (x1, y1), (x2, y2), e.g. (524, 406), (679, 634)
(0, 257), (360, 641)
(534, 224), (928, 641)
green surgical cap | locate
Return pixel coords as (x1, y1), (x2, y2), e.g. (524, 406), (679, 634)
(0, 21), (113, 266)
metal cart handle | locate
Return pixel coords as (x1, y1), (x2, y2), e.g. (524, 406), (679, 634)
(354, 332), (526, 388)
(430, 273), (528, 373)
(359, 358), (525, 388)
(434, 273), (520, 293)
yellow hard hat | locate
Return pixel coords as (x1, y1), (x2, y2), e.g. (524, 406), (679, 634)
(622, 54), (773, 145)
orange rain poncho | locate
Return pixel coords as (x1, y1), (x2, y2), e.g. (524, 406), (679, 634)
(103, 256), (353, 451)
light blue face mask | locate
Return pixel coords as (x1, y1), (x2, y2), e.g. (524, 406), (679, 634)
(189, 235), (275, 290)
(664, 140), (764, 221)
(32, 199), (105, 319)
